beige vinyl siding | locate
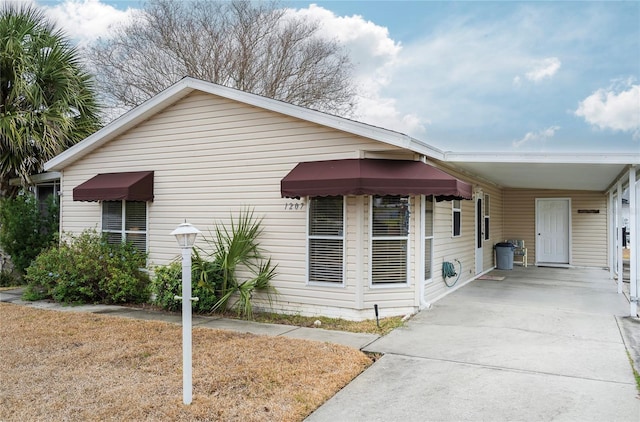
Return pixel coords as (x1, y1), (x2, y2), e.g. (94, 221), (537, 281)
(60, 91), (412, 319)
(58, 172), (102, 233)
(482, 183), (504, 269)
(423, 194), (475, 302)
(420, 160), (504, 305)
(503, 189), (608, 267)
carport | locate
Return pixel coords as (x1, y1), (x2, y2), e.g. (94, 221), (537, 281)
(307, 265), (639, 421)
(444, 152), (639, 317)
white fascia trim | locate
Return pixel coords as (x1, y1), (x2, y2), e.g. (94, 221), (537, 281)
(45, 79), (196, 171)
(29, 172), (61, 183)
(10, 171), (62, 186)
(46, 77), (444, 171)
(444, 151), (640, 165)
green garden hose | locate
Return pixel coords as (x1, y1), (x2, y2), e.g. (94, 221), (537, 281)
(442, 259), (462, 287)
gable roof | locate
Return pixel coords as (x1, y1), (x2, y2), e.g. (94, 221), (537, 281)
(44, 77), (444, 172)
(45, 77), (639, 192)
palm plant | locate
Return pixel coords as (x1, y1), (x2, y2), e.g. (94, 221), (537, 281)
(198, 208), (277, 319)
(0, 5), (101, 198)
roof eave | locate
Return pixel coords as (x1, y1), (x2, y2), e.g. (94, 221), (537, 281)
(444, 151), (640, 165)
(45, 77), (445, 172)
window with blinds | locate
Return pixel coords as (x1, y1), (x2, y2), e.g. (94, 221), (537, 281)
(424, 195), (434, 281)
(308, 196), (344, 284)
(371, 196), (409, 285)
(102, 200), (147, 253)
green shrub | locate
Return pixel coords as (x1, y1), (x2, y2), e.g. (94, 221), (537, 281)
(199, 208), (277, 319)
(24, 229), (150, 304)
(0, 191), (59, 275)
(152, 253), (221, 313)
(0, 269), (19, 287)
(98, 242), (150, 304)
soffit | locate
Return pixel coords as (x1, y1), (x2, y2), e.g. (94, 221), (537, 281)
(444, 161), (628, 191)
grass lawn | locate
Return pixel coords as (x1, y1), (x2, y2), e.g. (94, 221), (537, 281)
(0, 303), (372, 421)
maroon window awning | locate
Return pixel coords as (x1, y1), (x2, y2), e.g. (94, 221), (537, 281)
(73, 171), (154, 202)
(281, 159), (472, 201)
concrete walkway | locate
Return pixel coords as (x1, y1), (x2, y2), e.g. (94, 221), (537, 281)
(306, 267), (640, 422)
(0, 288), (379, 351)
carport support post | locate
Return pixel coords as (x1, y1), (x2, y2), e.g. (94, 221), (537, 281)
(609, 190), (615, 280)
(630, 167), (637, 317)
(617, 181), (623, 294)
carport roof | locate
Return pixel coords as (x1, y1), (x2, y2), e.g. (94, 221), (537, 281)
(441, 152), (640, 191)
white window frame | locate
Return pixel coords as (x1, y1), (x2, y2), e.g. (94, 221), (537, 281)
(35, 181), (60, 216)
(35, 181), (60, 202)
(370, 195), (410, 287)
(452, 199), (462, 237)
(484, 193), (490, 241)
(101, 200), (148, 253)
(307, 196), (346, 286)
(422, 195), (434, 283)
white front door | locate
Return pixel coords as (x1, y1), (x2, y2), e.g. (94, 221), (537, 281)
(475, 194), (483, 274)
(536, 198), (570, 264)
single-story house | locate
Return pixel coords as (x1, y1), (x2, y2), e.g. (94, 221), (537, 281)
(44, 77), (639, 320)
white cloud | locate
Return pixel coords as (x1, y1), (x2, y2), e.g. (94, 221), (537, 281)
(525, 57), (561, 82)
(39, 0), (138, 45)
(575, 81), (640, 139)
(287, 4), (427, 136)
(512, 75), (522, 88)
(513, 126), (560, 148)
(383, 18), (534, 132)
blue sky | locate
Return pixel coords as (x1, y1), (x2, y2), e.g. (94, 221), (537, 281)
(27, 0), (640, 153)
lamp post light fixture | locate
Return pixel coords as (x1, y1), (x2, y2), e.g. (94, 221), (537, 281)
(170, 222), (201, 405)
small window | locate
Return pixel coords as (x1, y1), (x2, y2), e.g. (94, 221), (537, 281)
(484, 194), (490, 241)
(452, 199), (462, 237)
(102, 201), (147, 253)
(308, 196), (344, 284)
(35, 182), (60, 218)
(372, 196), (410, 285)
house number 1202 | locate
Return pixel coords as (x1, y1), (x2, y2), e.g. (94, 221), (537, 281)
(285, 203), (305, 210)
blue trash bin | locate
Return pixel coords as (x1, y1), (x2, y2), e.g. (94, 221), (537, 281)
(495, 242), (515, 270)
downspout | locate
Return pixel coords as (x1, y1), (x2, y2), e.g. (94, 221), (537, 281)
(419, 282), (430, 309)
(355, 196), (364, 310)
(418, 200), (430, 310)
(58, 171), (64, 245)
(419, 156), (430, 310)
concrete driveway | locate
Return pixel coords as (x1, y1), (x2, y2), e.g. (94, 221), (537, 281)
(306, 267), (640, 422)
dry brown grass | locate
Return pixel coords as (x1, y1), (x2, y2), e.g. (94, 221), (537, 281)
(245, 312), (404, 336)
(0, 303), (372, 422)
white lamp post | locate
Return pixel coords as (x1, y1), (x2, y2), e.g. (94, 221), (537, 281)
(171, 222), (201, 405)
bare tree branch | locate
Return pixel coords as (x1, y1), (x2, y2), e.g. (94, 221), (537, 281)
(88, 0), (356, 119)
